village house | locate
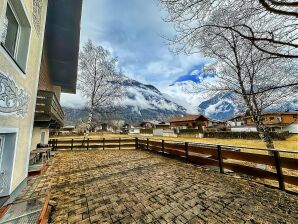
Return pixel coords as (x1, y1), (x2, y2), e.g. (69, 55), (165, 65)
(227, 112), (298, 133)
(0, 0), (82, 201)
(206, 119), (226, 131)
(244, 112), (298, 133)
(140, 121), (170, 130)
(170, 115), (209, 132)
(226, 115), (246, 127)
(31, 1), (82, 149)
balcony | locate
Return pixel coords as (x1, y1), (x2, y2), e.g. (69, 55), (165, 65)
(34, 90), (64, 128)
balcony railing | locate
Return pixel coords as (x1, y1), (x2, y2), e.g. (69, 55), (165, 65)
(34, 90), (64, 128)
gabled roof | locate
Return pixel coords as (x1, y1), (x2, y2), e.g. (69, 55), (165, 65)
(242, 111), (298, 119)
(170, 115), (208, 122)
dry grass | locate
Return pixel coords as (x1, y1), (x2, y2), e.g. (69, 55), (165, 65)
(52, 133), (298, 158)
(52, 133), (298, 192)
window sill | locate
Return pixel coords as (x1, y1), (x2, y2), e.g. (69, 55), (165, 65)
(0, 43), (26, 74)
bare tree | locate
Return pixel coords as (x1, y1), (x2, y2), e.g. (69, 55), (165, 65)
(160, 0), (298, 58)
(78, 40), (124, 134)
(194, 26), (298, 150)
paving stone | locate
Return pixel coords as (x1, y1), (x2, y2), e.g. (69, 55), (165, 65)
(13, 149), (298, 224)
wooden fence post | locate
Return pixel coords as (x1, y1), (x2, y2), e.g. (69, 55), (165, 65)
(87, 138), (89, 150)
(217, 145), (224, 174)
(273, 150), (285, 190)
(146, 138), (149, 150)
(103, 138), (105, 150)
(135, 137), (138, 150)
(55, 139), (58, 151)
(119, 138), (121, 150)
(162, 140), (164, 155)
(71, 139), (73, 150)
(51, 139), (54, 150)
(185, 142), (189, 161)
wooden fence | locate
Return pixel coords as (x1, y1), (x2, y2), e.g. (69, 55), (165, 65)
(48, 138), (136, 150)
(49, 137), (298, 191)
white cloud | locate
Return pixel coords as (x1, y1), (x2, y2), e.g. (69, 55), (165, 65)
(62, 0), (209, 109)
(61, 92), (86, 108)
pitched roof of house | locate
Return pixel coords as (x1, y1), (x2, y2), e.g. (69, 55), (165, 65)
(170, 115), (207, 122)
(242, 111), (298, 119)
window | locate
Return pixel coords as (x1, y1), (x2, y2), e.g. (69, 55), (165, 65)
(293, 115), (297, 119)
(3, 4), (19, 57)
(1, 1), (31, 73)
(269, 117), (275, 121)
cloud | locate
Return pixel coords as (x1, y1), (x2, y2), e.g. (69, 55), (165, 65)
(60, 92), (87, 108)
(61, 0), (208, 108)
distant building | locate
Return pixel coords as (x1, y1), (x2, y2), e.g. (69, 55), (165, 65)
(226, 116), (246, 127)
(206, 119), (226, 131)
(121, 123), (133, 134)
(244, 112), (298, 133)
(170, 115), (209, 132)
(140, 121), (170, 130)
(228, 112), (298, 133)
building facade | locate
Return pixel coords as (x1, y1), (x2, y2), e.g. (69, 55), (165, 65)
(0, 0), (82, 199)
(0, 0), (48, 197)
(170, 115), (209, 132)
(31, 0), (82, 150)
(228, 112), (298, 133)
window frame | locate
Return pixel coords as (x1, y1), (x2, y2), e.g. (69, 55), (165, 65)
(3, 1), (21, 59)
(0, 0), (31, 74)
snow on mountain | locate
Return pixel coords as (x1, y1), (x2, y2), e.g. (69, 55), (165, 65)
(163, 64), (298, 121)
(163, 64), (217, 114)
(118, 78), (186, 122)
(63, 76), (186, 124)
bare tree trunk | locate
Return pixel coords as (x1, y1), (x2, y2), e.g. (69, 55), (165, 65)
(255, 120), (275, 153)
(86, 105), (94, 136)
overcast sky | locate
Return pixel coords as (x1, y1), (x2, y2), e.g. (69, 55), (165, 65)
(61, 0), (207, 108)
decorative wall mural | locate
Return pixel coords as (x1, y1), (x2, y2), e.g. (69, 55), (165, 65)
(33, 0), (43, 34)
(0, 72), (30, 117)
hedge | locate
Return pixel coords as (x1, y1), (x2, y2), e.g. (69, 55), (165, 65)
(178, 129), (201, 135)
(140, 129), (153, 134)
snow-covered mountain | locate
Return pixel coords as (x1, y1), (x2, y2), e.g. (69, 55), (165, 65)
(117, 77), (186, 122)
(63, 77), (186, 125)
(164, 64), (298, 121)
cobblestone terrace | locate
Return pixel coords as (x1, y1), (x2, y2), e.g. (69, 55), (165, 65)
(16, 150), (298, 224)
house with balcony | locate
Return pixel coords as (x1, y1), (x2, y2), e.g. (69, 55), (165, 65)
(170, 115), (209, 132)
(0, 0), (82, 204)
(0, 0), (49, 201)
(244, 112), (298, 133)
(31, 1), (82, 149)
(227, 112), (298, 133)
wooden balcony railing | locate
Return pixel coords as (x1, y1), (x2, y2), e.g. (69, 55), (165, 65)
(34, 90), (64, 128)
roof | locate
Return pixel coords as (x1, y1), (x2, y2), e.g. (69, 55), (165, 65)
(243, 111), (298, 119)
(170, 115), (208, 122)
(45, 0), (83, 93)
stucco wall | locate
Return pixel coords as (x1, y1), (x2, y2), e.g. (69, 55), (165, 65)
(0, 0), (48, 194)
(31, 127), (49, 149)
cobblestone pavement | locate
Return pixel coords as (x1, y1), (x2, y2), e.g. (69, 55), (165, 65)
(17, 149), (298, 224)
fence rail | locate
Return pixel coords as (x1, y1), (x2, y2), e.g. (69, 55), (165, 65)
(48, 137), (298, 191)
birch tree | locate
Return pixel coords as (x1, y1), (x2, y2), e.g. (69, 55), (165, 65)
(197, 27), (298, 150)
(78, 40), (124, 134)
(160, 1), (298, 150)
(160, 0), (298, 58)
